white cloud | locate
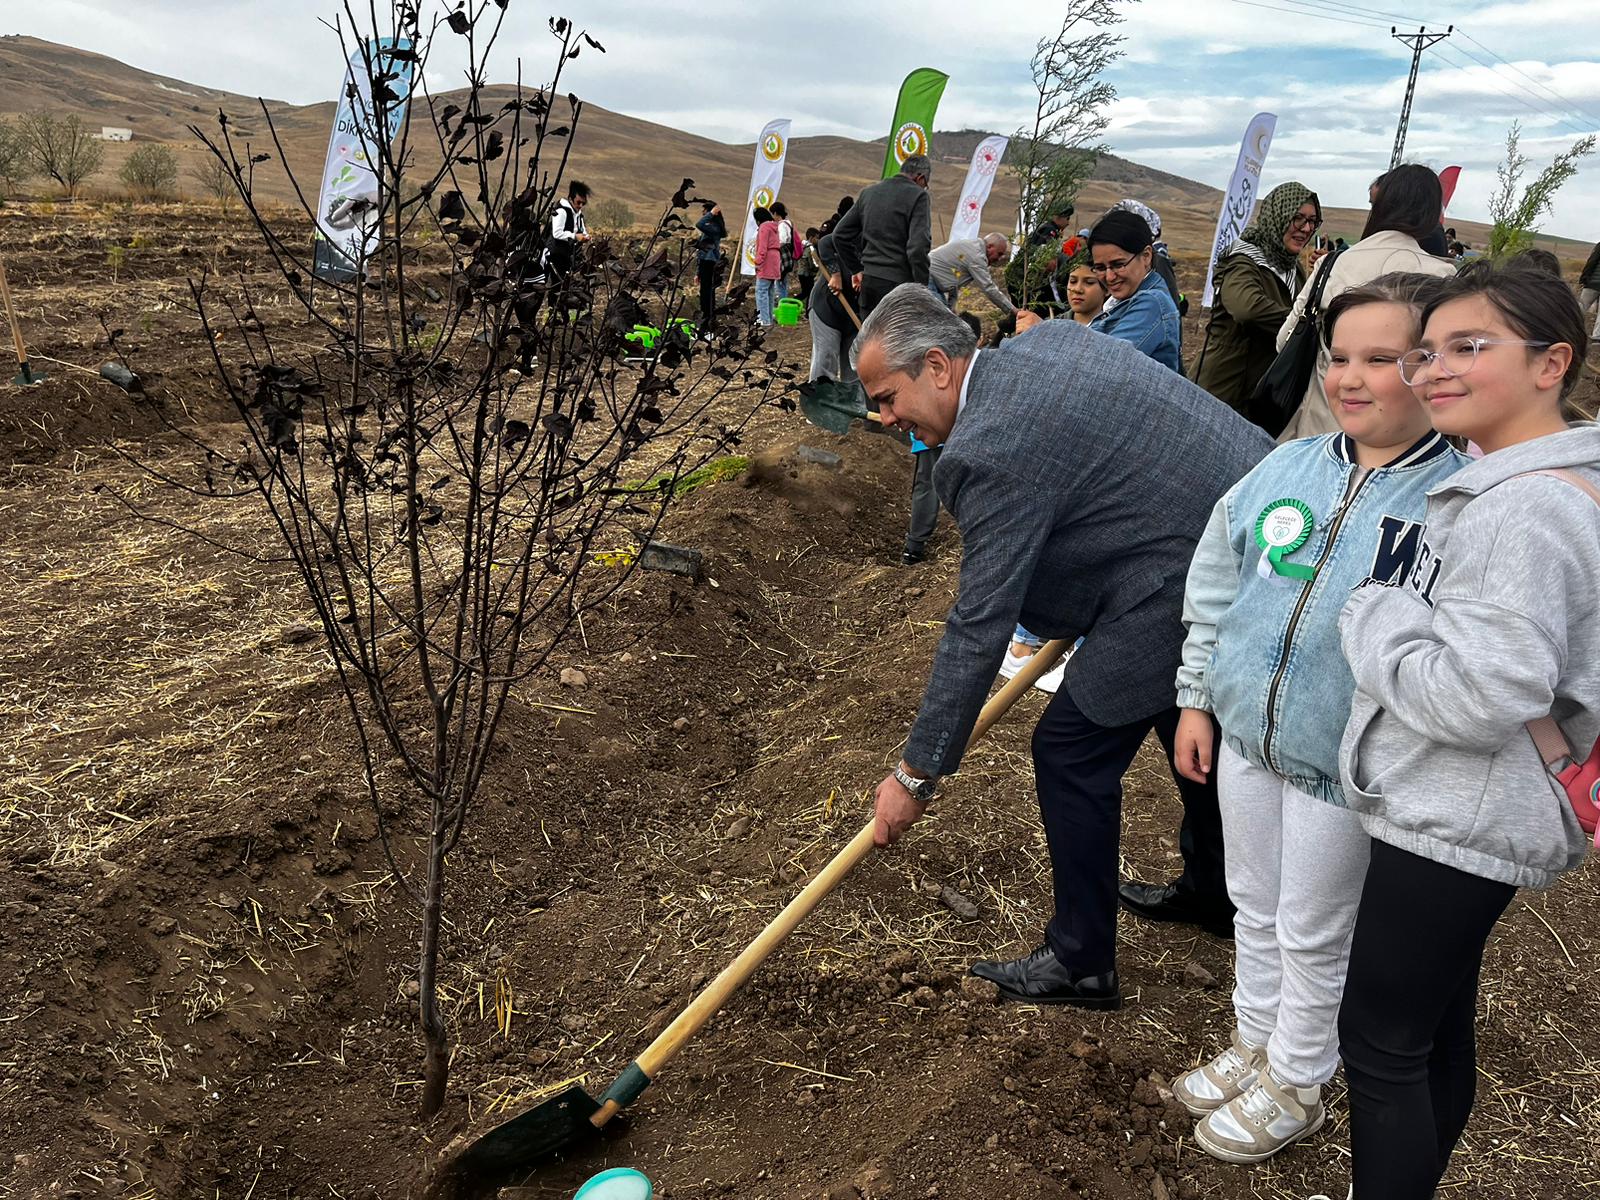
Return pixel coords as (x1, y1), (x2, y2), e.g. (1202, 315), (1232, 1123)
(4, 0), (1598, 240)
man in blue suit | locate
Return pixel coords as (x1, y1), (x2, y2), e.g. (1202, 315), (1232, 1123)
(854, 285), (1272, 1009)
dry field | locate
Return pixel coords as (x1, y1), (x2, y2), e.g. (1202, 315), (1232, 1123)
(0, 201), (1597, 1200)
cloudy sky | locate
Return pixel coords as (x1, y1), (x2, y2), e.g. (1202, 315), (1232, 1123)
(8, 0), (1600, 241)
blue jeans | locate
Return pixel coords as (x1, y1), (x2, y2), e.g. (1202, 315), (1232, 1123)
(927, 281), (957, 310)
(756, 277), (778, 325)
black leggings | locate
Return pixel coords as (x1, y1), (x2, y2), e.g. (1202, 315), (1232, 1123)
(697, 259), (720, 330)
(1338, 839), (1515, 1199)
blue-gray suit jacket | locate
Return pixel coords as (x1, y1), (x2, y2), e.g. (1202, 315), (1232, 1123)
(904, 320), (1273, 777)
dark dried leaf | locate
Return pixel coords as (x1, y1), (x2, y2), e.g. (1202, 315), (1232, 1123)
(483, 130), (504, 160)
(250, 153), (271, 163)
(446, 9), (470, 34)
(439, 102), (462, 129)
(437, 190), (466, 222)
(670, 178), (695, 208)
(583, 33), (605, 51)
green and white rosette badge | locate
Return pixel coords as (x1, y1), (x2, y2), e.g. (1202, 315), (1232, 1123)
(1254, 498), (1318, 582)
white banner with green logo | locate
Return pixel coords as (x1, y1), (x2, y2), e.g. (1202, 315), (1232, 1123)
(736, 118), (791, 277)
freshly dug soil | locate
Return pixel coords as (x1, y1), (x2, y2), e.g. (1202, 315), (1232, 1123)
(2, 204), (1597, 1200)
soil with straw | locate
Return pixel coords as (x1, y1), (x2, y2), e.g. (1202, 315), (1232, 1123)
(2, 202), (1597, 1200)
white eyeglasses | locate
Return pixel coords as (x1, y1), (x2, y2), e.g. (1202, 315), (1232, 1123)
(1398, 336), (1552, 386)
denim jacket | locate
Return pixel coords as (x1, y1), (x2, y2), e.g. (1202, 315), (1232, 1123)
(1176, 431), (1467, 804)
(695, 211), (727, 263)
(1090, 269), (1182, 372)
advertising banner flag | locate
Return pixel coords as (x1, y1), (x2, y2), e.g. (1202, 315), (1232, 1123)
(950, 135), (1008, 242)
(1201, 112), (1277, 309)
(1439, 165), (1462, 212)
(736, 118), (791, 277)
(312, 38), (415, 283)
(881, 68), (949, 179)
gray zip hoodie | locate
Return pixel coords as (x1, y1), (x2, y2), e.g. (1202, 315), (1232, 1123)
(1338, 425), (1600, 888)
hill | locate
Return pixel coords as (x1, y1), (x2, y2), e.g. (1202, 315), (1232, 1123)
(0, 34), (1584, 260)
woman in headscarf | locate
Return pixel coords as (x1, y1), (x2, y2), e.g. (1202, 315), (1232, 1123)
(1191, 182), (1321, 418)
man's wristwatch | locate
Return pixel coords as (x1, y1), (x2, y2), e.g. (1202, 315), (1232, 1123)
(893, 763), (938, 804)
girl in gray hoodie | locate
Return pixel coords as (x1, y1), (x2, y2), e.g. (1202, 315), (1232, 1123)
(1336, 260), (1600, 1199)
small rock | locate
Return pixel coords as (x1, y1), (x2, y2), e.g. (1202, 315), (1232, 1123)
(959, 976), (1000, 1005)
(983, 1133), (1000, 1151)
(918, 879), (942, 896)
(402, 980), (420, 998)
(1182, 960), (1219, 990)
(672, 717), (690, 732)
(796, 444), (843, 469)
(1002, 1076), (1016, 1092)
(939, 886), (979, 920)
(619, 652), (635, 664)
(723, 815), (753, 841)
(559, 667), (588, 688)
(903, 586), (924, 598)
(526, 1048), (557, 1067)
(910, 985), (938, 1007)
(149, 916), (177, 937)
(559, 1013), (583, 1032)
(1151, 1177), (1171, 1200)
(279, 622), (319, 645)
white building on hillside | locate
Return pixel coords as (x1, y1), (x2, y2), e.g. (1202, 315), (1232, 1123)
(99, 127), (133, 142)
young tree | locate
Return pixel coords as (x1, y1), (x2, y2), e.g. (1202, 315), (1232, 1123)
(587, 195), (635, 229)
(18, 111), (104, 196)
(120, 0), (782, 1122)
(119, 143), (179, 199)
(189, 155), (236, 212)
(1488, 121), (1596, 261)
(0, 117), (31, 196)
(1010, 0), (1132, 305)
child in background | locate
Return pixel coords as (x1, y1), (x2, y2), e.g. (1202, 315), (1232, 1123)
(1169, 274), (1469, 1164)
(1336, 260), (1600, 1199)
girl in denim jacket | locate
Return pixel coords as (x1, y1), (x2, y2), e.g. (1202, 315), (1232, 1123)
(1165, 274), (1469, 1165)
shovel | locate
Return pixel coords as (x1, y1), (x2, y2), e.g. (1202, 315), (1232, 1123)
(0, 255), (44, 387)
(797, 376), (880, 435)
(445, 638), (1073, 1179)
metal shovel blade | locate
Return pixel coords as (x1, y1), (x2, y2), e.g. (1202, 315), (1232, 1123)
(797, 377), (868, 435)
(451, 1083), (602, 1176)
(12, 361), (45, 387)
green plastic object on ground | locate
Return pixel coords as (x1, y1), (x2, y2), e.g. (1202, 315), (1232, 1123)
(575, 1168), (653, 1200)
(773, 297), (804, 326)
(623, 318), (696, 351)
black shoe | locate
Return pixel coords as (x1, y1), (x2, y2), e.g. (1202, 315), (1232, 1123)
(970, 945), (1122, 1010)
(900, 548), (925, 566)
(1118, 881), (1235, 939)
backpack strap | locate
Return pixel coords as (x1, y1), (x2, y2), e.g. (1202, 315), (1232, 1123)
(1519, 468), (1600, 768)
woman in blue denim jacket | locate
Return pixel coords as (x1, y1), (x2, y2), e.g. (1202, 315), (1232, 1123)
(1087, 209), (1182, 372)
(1163, 274), (1468, 1168)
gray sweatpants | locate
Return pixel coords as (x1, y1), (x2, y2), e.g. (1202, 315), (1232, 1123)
(808, 308), (855, 384)
(1218, 743), (1370, 1087)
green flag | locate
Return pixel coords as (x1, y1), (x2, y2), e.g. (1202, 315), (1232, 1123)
(881, 67), (949, 179)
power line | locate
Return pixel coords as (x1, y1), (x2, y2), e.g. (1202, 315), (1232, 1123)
(1390, 25), (1452, 168)
(1217, 0), (1389, 31)
(1453, 30), (1600, 132)
(1426, 44), (1595, 141)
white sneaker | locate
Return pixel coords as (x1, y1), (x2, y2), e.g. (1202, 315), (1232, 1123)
(998, 648), (1032, 681)
(1033, 655), (1067, 694)
(1195, 1070), (1325, 1164)
(1173, 1032), (1267, 1117)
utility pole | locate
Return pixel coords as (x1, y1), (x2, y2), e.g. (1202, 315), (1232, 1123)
(1390, 25), (1452, 169)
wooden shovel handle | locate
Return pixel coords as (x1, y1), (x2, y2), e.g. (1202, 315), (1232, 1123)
(591, 638), (1073, 1126)
(0, 257), (28, 367)
(810, 246), (863, 331)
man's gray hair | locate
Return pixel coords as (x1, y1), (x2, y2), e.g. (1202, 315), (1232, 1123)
(900, 155), (932, 180)
(983, 232), (1010, 254)
(849, 282), (977, 374)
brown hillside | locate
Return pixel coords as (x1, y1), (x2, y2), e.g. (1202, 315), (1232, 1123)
(0, 33), (1586, 261)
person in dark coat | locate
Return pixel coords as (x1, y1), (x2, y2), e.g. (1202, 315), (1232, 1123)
(1191, 182), (1320, 416)
(854, 284), (1272, 1009)
(693, 201), (727, 335)
(829, 156), (932, 317)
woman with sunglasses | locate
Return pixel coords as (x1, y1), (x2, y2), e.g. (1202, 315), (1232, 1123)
(1192, 182), (1320, 418)
(1086, 209), (1183, 373)
(1337, 260), (1600, 1199)
(1276, 164), (1457, 441)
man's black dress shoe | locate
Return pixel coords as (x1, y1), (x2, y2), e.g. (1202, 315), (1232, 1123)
(970, 944), (1122, 1010)
(1118, 880), (1235, 939)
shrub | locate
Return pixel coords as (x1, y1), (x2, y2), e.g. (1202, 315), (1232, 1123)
(119, 144), (179, 199)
